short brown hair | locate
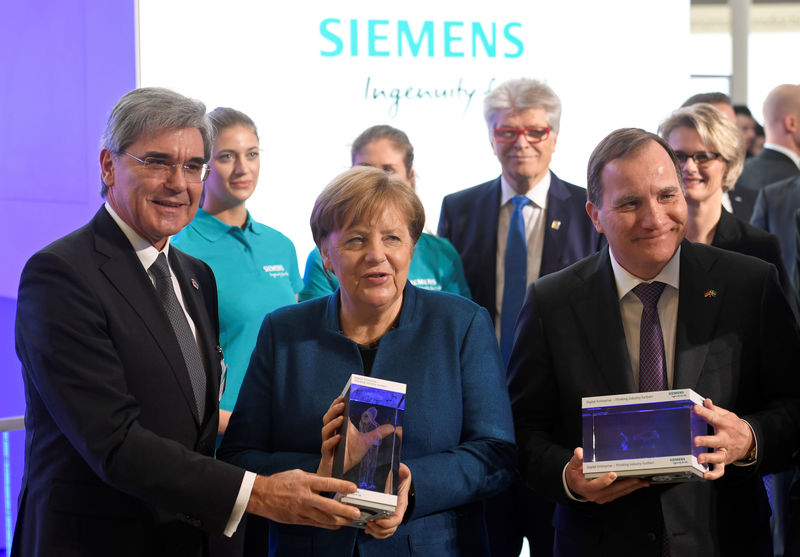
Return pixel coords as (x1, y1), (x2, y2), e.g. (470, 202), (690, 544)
(587, 128), (684, 208)
(310, 166), (425, 249)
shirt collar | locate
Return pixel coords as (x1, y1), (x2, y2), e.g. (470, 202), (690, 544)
(188, 208), (258, 241)
(104, 201), (169, 271)
(609, 244), (681, 301)
(500, 171), (551, 209)
(763, 143), (800, 169)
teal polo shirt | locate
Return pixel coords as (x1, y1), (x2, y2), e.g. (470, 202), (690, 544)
(299, 232), (472, 301)
(173, 209), (302, 411)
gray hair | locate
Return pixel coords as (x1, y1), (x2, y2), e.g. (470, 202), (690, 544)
(658, 103), (745, 191)
(100, 87), (212, 197)
(483, 78), (562, 134)
(587, 128), (683, 208)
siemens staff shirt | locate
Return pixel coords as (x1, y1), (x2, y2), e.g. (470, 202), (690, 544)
(173, 209), (302, 412)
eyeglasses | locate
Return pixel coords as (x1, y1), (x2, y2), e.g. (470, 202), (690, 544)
(674, 151), (722, 166)
(493, 126), (551, 144)
(119, 151), (210, 182)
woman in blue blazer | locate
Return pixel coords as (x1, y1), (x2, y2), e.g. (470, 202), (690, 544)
(218, 166), (516, 556)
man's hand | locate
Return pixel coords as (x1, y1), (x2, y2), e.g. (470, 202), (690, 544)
(565, 447), (649, 504)
(317, 397), (395, 476)
(246, 470), (360, 528)
(693, 397), (755, 479)
(365, 463), (412, 539)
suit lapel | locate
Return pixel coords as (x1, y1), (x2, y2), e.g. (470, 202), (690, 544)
(710, 209), (741, 249)
(572, 249), (636, 394)
(474, 179), (502, 319)
(92, 209), (202, 425)
(540, 172), (571, 276)
(673, 241), (723, 389)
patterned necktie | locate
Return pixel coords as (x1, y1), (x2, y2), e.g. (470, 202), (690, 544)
(632, 281), (667, 392)
(149, 253), (206, 418)
(633, 281), (670, 555)
(500, 195), (530, 368)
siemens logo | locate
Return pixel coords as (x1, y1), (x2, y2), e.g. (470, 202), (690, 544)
(320, 19), (523, 58)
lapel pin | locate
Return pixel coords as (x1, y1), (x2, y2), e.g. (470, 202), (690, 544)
(550, 219), (561, 230)
(191, 278), (199, 290)
(704, 289), (717, 298)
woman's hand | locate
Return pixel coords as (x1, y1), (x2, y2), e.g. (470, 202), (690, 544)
(318, 397), (346, 476)
(365, 463), (412, 539)
(317, 396), (395, 476)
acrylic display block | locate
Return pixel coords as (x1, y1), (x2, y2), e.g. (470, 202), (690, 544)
(582, 389), (710, 483)
(333, 374), (406, 528)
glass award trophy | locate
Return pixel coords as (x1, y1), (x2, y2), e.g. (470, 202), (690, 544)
(333, 374), (406, 527)
(582, 389), (710, 482)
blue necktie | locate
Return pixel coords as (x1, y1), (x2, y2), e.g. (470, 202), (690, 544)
(633, 281), (667, 392)
(500, 195), (530, 367)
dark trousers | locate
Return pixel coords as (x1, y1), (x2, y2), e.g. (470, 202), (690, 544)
(484, 479), (554, 557)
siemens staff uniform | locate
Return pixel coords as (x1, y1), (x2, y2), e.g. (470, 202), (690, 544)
(298, 232), (471, 301)
(173, 209), (302, 411)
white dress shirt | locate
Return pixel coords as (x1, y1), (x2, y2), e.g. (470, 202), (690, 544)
(104, 203), (254, 536)
(609, 245), (681, 390)
(494, 173), (550, 340)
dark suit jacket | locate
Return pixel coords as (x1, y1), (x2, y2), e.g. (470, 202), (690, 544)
(508, 241), (800, 557)
(218, 285), (516, 557)
(13, 207), (245, 557)
(735, 147), (799, 192)
(713, 207), (798, 317)
(728, 186), (758, 222)
(751, 174), (800, 286)
(437, 172), (604, 321)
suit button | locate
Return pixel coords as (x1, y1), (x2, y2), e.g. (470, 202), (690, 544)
(647, 532), (657, 542)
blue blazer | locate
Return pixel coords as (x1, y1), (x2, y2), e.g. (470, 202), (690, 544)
(218, 285), (516, 557)
(437, 172), (605, 321)
(736, 147), (800, 193)
(751, 174), (800, 287)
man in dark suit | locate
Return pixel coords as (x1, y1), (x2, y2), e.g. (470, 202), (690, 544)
(735, 84), (800, 192)
(438, 78), (603, 355)
(438, 78), (602, 556)
(12, 88), (359, 557)
(509, 128), (800, 556)
(751, 174), (800, 288)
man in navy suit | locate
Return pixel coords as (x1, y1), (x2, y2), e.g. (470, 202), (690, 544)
(12, 88), (359, 557)
(438, 78), (602, 556)
(736, 84), (800, 192)
(509, 128), (800, 556)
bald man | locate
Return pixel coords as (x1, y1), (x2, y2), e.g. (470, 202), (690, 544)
(736, 84), (800, 193)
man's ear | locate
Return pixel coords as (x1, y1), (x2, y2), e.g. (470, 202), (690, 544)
(100, 148), (115, 188)
(585, 201), (604, 234)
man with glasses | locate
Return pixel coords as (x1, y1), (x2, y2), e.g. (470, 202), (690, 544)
(438, 78), (603, 556)
(13, 88), (359, 557)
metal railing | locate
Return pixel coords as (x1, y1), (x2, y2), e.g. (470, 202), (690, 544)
(0, 417), (23, 433)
